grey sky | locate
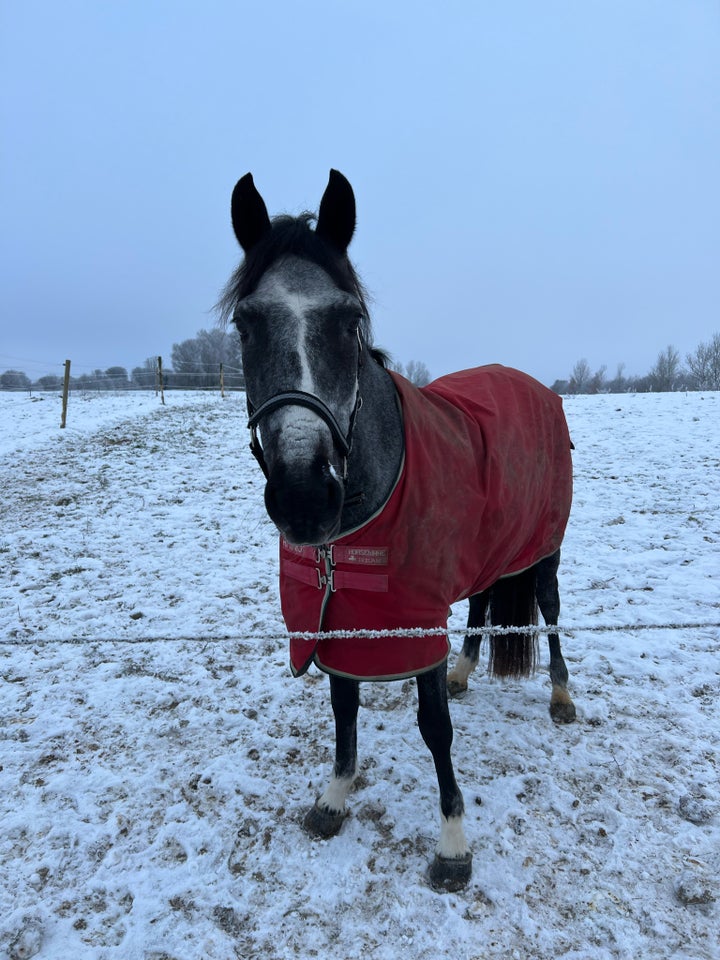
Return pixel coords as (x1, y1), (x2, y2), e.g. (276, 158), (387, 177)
(1, 0), (718, 387)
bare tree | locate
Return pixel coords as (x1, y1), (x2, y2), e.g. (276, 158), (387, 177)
(687, 332), (720, 390)
(404, 360), (431, 386)
(132, 358), (158, 389)
(589, 364), (607, 395)
(649, 345), (683, 392)
(171, 328), (244, 389)
(388, 358), (431, 386)
(568, 359), (591, 394)
(36, 374), (63, 391)
(105, 366), (130, 389)
(0, 370), (31, 391)
(608, 362), (627, 394)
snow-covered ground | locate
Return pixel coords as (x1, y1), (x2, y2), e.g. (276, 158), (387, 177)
(1, 388), (718, 960)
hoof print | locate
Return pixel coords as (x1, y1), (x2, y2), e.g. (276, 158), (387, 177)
(428, 852), (472, 892)
(303, 802), (346, 839)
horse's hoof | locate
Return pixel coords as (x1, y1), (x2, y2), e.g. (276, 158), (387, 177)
(303, 802), (346, 839)
(550, 699), (577, 724)
(447, 677), (468, 698)
(428, 852), (473, 892)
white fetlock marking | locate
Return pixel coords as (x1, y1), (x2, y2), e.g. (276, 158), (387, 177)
(438, 814), (469, 860)
(448, 653), (476, 688)
(318, 773), (356, 814)
(551, 684), (573, 706)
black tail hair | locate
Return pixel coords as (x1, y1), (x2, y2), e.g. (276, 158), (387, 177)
(487, 567), (539, 679)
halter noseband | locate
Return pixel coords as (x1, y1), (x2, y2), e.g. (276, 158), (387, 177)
(246, 388), (362, 480)
(245, 330), (364, 482)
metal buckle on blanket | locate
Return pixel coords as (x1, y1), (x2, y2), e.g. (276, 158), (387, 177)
(315, 545), (334, 565)
(315, 568), (336, 592)
(315, 546), (336, 593)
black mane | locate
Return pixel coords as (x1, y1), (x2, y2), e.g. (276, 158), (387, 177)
(216, 213), (382, 359)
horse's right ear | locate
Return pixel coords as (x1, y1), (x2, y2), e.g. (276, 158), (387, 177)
(231, 173), (271, 253)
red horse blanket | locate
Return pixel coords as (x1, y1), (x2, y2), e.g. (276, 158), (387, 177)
(281, 365), (573, 681)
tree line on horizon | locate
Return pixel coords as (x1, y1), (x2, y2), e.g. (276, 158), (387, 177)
(2, 329), (717, 395)
(552, 333), (720, 394)
(0, 329), (243, 393)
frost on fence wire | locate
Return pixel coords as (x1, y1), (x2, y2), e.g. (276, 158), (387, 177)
(4, 621), (720, 647)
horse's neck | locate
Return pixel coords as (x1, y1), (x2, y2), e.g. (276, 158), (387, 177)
(339, 359), (404, 535)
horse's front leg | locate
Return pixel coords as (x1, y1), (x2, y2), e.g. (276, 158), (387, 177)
(417, 663), (472, 891)
(303, 674), (359, 838)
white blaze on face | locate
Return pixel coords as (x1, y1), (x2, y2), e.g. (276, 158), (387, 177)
(253, 269), (337, 462)
(286, 290), (317, 394)
(273, 285), (324, 455)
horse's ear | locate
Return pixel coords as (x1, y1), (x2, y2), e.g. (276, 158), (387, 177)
(316, 169), (356, 253)
(231, 173), (271, 253)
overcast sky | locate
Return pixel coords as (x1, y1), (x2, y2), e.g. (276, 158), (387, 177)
(1, 0), (718, 387)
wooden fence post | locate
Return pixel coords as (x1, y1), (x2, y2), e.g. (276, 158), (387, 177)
(220, 363), (225, 399)
(157, 356), (165, 405)
(60, 359), (71, 428)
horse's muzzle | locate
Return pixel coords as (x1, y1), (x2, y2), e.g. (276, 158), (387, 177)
(264, 458), (344, 545)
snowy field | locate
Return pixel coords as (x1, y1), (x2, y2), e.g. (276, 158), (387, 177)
(1, 387), (718, 960)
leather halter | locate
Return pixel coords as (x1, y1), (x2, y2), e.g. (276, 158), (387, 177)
(246, 389), (362, 480)
(246, 330), (364, 482)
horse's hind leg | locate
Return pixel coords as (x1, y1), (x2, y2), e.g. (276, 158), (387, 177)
(303, 674), (359, 838)
(536, 551), (576, 724)
(447, 591), (490, 697)
(417, 663), (472, 891)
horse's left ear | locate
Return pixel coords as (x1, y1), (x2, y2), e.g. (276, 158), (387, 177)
(316, 169), (356, 253)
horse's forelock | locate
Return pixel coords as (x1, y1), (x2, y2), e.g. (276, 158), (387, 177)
(217, 214), (374, 345)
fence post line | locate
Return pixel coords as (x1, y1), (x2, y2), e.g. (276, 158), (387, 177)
(157, 356), (165, 405)
(220, 363), (225, 399)
(60, 359), (71, 428)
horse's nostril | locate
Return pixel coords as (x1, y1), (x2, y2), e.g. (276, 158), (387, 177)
(264, 460), (345, 544)
(265, 483), (277, 512)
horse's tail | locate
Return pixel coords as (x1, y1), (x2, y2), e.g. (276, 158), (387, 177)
(487, 567), (539, 679)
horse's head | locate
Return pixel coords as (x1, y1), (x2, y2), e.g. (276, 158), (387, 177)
(223, 170), (369, 545)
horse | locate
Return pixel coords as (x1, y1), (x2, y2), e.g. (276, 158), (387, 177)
(218, 170), (576, 891)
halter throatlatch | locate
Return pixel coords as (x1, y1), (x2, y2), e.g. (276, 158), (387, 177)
(246, 388), (362, 481)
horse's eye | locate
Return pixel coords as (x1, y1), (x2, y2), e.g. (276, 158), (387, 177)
(234, 319), (250, 344)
